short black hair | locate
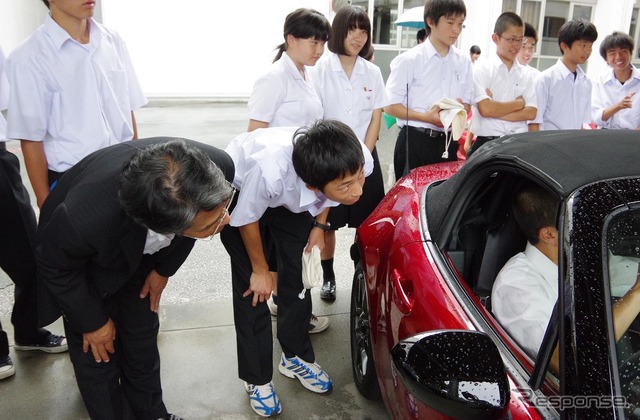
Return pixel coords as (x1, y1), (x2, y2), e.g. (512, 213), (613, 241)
(417, 29), (427, 43)
(513, 185), (559, 245)
(292, 120), (364, 192)
(599, 31), (634, 60)
(494, 11), (523, 37)
(41, 0), (50, 9)
(118, 140), (232, 234)
(524, 22), (538, 42)
(423, 0), (466, 36)
(328, 5), (371, 58)
(470, 45), (481, 54)
(558, 18), (598, 55)
(274, 8), (331, 62)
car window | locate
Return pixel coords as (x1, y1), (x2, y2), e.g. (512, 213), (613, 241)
(606, 208), (640, 416)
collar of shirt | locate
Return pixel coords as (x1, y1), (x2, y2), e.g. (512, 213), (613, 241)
(488, 52), (523, 75)
(282, 51), (305, 81)
(555, 58), (585, 81)
(523, 242), (557, 288)
(298, 176), (332, 209)
(328, 52), (365, 77)
(44, 14), (103, 51)
(143, 230), (175, 255)
(604, 64), (640, 86)
(423, 37), (450, 61)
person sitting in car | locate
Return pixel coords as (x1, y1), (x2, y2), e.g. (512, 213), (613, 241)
(492, 184), (640, 374)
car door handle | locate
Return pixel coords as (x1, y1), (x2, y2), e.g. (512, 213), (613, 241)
(392, 269), (414, 315)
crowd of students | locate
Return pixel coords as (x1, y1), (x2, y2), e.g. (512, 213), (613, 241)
(1, 0), (640, 418)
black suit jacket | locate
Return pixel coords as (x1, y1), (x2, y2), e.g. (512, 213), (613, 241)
(36, 138), (234, 332)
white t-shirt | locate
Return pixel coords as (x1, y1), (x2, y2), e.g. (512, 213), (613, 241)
(385, 38), (474, 130)
(492, 242), (558, 358)
(310, 53), (388, 142)
(533, 59), (592, 130)
(0, 46), (8, 142)
(225, 126), (373, 227)
(6, 15), (147, 172)
(247, 52), (323, 128)
(592, 66), (640, 129)
(472, 54), (537, 136)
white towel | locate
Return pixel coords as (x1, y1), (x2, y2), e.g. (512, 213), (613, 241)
(435, 98), (467, 158)
(301, 245), (324, 289)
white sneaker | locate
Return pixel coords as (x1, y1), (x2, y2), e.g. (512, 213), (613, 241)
(278, 354), (332, 393)
(308, 314), (329, 334)
(244, 381), (282, 417)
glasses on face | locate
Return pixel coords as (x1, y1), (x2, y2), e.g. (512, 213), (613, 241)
(185, 187), (236, 242)
(500, 36), (524, 46)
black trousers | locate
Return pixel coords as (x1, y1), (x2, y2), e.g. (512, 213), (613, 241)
(393, 126), (458, 181)
(64, 258), (167, 420)
(0, 147), (42, 356)
(221, 206), (314, 386)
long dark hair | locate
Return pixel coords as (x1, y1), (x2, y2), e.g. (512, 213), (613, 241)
(328, 6), (372, 58)
(274, 8), (331, 62)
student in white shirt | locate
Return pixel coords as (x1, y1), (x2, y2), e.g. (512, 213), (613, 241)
(246, 7), (331, 330)
(592, 32), (640, 130)
(493, 185), (640, 376)
(6, 0), (146, 208)
(310, 5), (388, 300)
(220, 120), (373, 417)
(517, 22), (541, 76)
(466, 12), (537, 158)
(247, 8), (329, 132)
(385, 0), (473, 180)
(530, 19), (598, 131)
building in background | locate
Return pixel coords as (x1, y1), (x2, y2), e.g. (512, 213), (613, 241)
(0, 0), (638, 98)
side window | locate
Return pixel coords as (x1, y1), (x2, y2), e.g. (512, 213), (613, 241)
(606, 209), (640, 414)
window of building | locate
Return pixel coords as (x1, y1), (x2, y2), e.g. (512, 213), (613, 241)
(629, 5), (640, 60)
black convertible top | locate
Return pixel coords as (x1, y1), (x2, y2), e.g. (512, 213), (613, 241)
(426, 129), (640, 240)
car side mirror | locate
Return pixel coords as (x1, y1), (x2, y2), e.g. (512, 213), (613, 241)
(391, 330), (510, 420)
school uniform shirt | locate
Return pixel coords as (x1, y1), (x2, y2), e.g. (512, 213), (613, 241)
(6, 15), (147, 172)
(491, 242), (558, 358)
(310, 53), (388, 141)
(533, 59), (591, 130)
(592, 66), (640, 129)
(472, 53), (537, 136)
(247, 52), (323, 128)
(0, 46), (8, 142)
(385, 38), (474, 130)
(225, 126), (373, 227)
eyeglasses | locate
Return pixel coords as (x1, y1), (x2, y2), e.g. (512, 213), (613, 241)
(500, 36), (524, 45)
(184, 187), (236, 242)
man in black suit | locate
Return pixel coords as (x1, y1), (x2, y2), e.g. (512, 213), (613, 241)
(35, 138), (234, 420)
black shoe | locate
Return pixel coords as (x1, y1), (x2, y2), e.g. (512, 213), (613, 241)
(15, 333), (68, 353)
(320, 279), (336, 301)
(0, 355), (15, 380)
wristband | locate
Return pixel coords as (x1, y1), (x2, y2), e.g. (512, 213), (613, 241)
(312, 219), (331, 232)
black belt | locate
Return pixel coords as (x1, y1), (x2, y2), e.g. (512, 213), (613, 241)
(0, 142), (5, 150)
(476, 135), (499, 141)
(407, 126), (448, 137)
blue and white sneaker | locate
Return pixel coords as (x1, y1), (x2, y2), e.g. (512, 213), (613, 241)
(244, 381), (282, 417)
(278, 354), (332, 393)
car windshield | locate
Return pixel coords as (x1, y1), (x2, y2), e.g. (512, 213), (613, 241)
(606, 208), (640, 417)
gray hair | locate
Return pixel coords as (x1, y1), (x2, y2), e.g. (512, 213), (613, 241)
(118, 139), (232, 234)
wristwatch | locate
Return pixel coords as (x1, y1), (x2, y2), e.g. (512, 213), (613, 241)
(312, 219), (331, 232)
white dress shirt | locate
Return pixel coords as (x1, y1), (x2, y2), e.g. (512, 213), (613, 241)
(492, 242), (558, 358)
(143, 230), (175, 255)
(472, 54), (537, 136)
(385, 38), (474, 129)
(533, 59), (592, 130)
(592, 66), (640, 129)
(0, 46), (8, 142)
(310, 53), (388, 142)
(247, 52), (323, 128)
(225, 126), (373, 227)
(6, 15), (147, 172)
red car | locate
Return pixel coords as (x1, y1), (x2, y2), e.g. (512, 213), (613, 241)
(350, 130), (640, 419)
